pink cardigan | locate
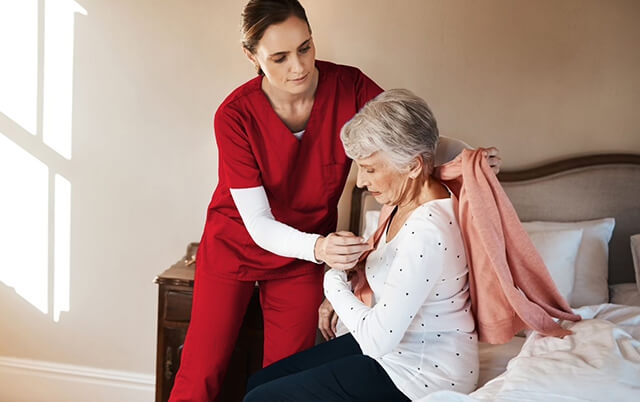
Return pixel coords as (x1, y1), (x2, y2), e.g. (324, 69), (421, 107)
(351, 149), (580, 344)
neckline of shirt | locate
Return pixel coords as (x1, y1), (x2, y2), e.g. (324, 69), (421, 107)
(384, 198), (453, 245)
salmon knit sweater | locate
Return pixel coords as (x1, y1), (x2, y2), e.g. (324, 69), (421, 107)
(351, 148), (580, 344)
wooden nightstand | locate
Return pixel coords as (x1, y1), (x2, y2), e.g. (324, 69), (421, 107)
(154, 243), (264, 402)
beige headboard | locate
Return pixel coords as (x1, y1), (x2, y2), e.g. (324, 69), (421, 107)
(350, 154), (640, 285)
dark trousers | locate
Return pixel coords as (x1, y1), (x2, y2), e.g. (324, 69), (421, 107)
(244, 333), (410, 402)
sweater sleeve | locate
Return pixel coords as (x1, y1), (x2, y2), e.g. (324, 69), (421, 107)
(324, 214), (446, 358)
(230, 186), (322, 263)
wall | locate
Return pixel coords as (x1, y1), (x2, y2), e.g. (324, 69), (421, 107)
(0, 0), (638, 400)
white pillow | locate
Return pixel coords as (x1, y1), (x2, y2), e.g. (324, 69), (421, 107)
(526, 229), (583, 302)
(632, 234), (640, 293)
(522, 218), (615, 307)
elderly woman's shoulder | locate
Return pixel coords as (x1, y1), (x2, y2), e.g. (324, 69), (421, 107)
(395, 200), (462, 255)
(409, 198), (458, 231)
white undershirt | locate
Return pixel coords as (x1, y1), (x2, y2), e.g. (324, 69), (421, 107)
(229, 136), (470, 263)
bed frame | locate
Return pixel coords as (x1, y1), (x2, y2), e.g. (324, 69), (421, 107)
(349, 153), (640, 285)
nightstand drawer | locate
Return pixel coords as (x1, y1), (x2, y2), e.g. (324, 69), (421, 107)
(164, 290), (193, 322)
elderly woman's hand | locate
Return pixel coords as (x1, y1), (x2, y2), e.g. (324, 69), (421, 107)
(314, 231), (370, 270)
(485, 147), (502, 175)
(318, 298), (339, 341)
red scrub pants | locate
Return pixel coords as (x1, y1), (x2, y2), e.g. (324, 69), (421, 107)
(169, 267), (323, 402)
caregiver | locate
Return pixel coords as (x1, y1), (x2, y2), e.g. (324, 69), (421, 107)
(169, 1), (501, 401)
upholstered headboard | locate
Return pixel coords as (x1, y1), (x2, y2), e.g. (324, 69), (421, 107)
(350, 154), (640, 285)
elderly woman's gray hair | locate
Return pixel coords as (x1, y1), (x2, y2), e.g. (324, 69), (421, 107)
(341, 88), (439, 174)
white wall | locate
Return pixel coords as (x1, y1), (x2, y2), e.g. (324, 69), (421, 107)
(0, 0), (638, 400)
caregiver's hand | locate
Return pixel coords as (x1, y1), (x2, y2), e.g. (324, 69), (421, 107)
(485, 147), (502, 175)
(314, 231), (369, 270)
(318, 298), (339, 341)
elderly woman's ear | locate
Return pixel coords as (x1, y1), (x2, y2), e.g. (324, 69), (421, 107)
(408, 157), (424, 179)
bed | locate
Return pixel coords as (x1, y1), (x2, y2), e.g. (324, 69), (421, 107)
(348, 153), (640, 401)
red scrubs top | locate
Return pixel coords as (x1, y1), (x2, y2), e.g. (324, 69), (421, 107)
(201, 60), (383, 281)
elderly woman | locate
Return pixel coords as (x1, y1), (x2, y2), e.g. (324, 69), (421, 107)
(243, 89), (478, 402)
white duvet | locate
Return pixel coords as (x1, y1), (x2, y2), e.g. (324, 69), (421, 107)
(420, 304), (640, 401)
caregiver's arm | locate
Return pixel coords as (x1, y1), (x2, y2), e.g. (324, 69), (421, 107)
(436, 136), (471, 166)
(439, 136), (502, 173)
(231, 187), (368, 264)
(230, 186), (323, 263)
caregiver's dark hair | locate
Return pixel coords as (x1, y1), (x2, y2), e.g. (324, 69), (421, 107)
(241, 0), (312, 75)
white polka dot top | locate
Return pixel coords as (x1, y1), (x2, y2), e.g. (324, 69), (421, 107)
(324, 198), (479, 400)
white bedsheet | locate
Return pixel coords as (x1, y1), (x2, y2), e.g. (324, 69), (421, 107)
(419, 304), (640, 401)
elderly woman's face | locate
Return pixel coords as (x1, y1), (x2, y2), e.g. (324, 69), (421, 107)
(355, 152), (409, 206)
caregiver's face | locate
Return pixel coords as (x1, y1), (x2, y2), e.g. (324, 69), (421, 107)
(251, 16), (317, 95)
(355, 151), (408, 206)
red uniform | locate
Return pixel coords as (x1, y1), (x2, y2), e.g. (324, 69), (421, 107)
(170, 61), (383, 401)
